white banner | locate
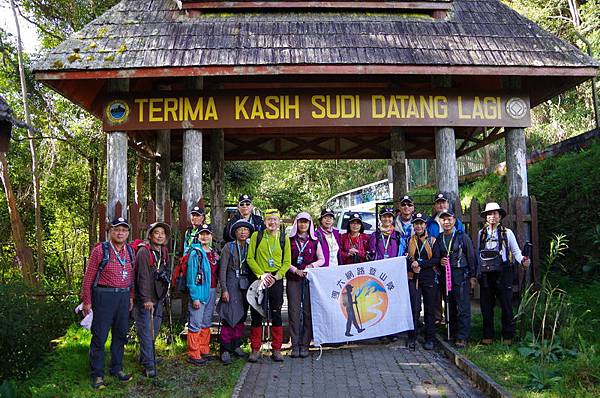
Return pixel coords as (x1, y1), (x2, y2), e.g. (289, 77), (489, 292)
(306, 257), (413, 345)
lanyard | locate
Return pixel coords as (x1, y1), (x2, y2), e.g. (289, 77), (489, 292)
(151, 247), (162, 268)
(416, 237), (427, 260)
(295, 237), (309, 255)
(110, 242), (128, 267)
(441, 231), (456, 255)
(236, 242), (247, 269)
(382, 232), (392, 255)
(267, 232), (279, 259)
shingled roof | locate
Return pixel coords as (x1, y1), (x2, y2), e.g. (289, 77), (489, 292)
(34, 0), (599, 73)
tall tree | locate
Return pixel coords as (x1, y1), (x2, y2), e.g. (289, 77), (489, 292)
(10, 0), (44, 275)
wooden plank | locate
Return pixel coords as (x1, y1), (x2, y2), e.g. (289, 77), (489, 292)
(114, 201), (122, 222)
(35, 66), (600, 82)
(147, 199), (157, 225)
(182, 2), (453, 11)
(98, 204), (106, 243)
(530, 196), (541, 288)
(130, 202), (140, 240)
(164, 200), (172, 227)
(469, 198), (480, 245)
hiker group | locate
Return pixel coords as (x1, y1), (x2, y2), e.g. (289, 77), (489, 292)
(80, 193), (530, 389)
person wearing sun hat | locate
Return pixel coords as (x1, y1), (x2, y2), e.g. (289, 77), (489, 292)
(340, 213), (370, 264)
(477, 202), (530, 346)
(287, 212), (325, 358)
(134, 222), (171, 377)
(217, 219), (255, 364)
(367, 206), (402, 261)
(316, 208), (343, 266)
(223, 194), (266, 244)
(247, 209), (291, 362)
(406, 213), (438, 350)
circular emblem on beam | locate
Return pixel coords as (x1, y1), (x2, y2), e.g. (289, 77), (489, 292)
(105, 100), (130, 125)
(505, 97), (527, 120)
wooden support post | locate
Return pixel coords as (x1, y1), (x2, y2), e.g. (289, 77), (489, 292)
(156, 129), (171, 221)
(390, 127), (408, 209)
(432, 75), (459, 207)
(210, 129), (225, 243)
(107, 131), (128, 220)
(181, 129), (203, 214)
(106, 78), (129, 221)
(505, 127), (529, 202)
(435, 126), (459, 206)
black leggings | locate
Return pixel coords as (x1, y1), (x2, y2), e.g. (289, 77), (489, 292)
(250, 278), (284, 327)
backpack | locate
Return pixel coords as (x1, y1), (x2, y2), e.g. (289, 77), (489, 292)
(93, 241), (136, 287)
(254, 230), (287, 262)
(171, 248), (199, 294)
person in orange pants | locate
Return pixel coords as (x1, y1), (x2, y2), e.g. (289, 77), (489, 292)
(186, 224), (219, 365)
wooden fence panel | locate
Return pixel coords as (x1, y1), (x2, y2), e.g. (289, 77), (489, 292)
(146, 200), (156, 226)
(130, 201), (140, 240)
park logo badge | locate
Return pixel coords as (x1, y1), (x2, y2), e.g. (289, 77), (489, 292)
(332, 267), (394, 336)
(105, 100), (130, 125)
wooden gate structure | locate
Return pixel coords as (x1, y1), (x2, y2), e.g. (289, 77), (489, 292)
(33, 0), (597, 287)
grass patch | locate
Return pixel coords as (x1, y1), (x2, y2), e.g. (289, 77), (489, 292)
(18, 324), (245, 398)
(459, 283), (600, 398)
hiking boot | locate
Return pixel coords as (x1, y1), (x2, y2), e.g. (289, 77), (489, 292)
(290, 347), (300, 358)
(272, 350), (284, 362)
(187, 357), (208, 366)
(480, 339), (493, 345)
(111, 371), (132, 382)
(423, 341), (434, 350)
(455, 339), (466, 349)
(299, 347), (310, 358)
(233, 347), (247, 358)
(143, 368), (156, 378)
(248, 350), (261, 363)
(91, 376), (106, 389)
(221, 351), (233, 365)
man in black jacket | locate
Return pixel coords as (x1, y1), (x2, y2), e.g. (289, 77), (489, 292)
(223, 194), (265, 244)
(429, 209), (477, 348)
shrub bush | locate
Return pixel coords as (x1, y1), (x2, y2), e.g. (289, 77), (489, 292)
(0, 281), (77, 381)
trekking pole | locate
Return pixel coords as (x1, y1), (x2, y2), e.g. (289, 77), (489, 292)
(299, 278), (306, 344)
(150, 307), (157, 376)
(165, 234), (177, 344)
(445, 292), (451, 341)
(353, 296), (363, 329)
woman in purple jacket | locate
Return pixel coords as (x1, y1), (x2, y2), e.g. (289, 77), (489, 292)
(315, 208), (343, 266)
(368, 207), (402, 260)
(287, 212), (325, 358)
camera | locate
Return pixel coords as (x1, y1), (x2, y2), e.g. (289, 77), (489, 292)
(155, 270), (170, 284)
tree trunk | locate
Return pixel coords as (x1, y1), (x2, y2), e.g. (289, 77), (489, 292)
(88, 156), (99, 250)
(0, 152), (36, 285)
(10, 0), (44, 276)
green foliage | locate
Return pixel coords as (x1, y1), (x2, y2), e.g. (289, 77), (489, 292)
(0, 281), (77, 381)
(526, 365), (562, 392)
(0, 380), (17, 398)
(19, 324), (245, 397)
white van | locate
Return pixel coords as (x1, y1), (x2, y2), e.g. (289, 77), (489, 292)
(335, 203), (377, 235)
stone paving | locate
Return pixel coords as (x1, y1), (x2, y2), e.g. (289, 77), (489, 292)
(233, 341), (486, 398)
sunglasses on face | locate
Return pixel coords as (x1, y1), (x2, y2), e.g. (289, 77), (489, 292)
(400, 203), (413, 207)
(239, 202), (251, 207)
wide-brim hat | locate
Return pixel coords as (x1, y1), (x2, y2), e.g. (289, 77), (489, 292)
(434, 193), (448, 203)
(480, 202), (507, 219)
(110, 217), (130, 229)
(246, 280), (265, 317)
(147, 221), (171, 236)
(198, 224), (212, 234)
(190, 206), (204, 216)
(229, 219), (255, 240)
(238, 194), (252, 205)
(319, 208), (335, 219)
(379, 207), (395, 217)
(411, 213), (428, 224)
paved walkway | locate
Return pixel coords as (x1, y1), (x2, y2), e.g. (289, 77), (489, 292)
(233, 341), (486, 398)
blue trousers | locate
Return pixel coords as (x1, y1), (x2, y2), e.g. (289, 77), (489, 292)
(89, 289), (130, 378)
(134, 300), (164, 370)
